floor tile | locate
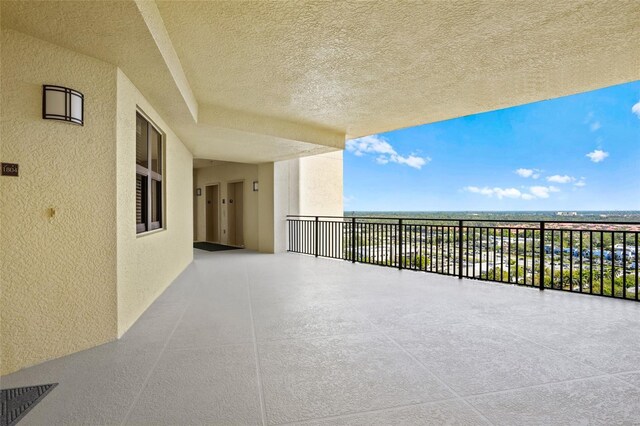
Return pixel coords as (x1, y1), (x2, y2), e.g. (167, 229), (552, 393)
(252, 300), (375, 341)
(390, 322), (600, 396)
(258, 332), (453, 424)
(299, 399), (488, 426)
(467, 375), (640, 425)
(3, 342), (159, 425)
(125, 344), (262, 425)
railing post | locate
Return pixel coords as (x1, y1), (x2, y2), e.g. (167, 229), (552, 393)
(539, 221), (545, 290)
(398, 219), (403, 270)
(458, 220), (464, 279)
(314, 216), (319, 257)
(351, 217), (356, 263)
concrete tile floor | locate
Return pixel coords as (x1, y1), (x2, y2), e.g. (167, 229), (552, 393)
(3, 249), (640, 425)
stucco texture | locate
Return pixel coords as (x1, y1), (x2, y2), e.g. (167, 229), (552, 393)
(0, 30), (194, 374)
(116, 70), (193, 336)
(298, 151), (344, 217)
(0, 29), (118, 374)
(156, 0), (640, 138)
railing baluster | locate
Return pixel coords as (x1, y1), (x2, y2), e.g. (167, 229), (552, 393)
(579, 230), (583, 293)
(484, 227), (488, 280)
(351, 217), (356, 263)
(540, 222), (545, 290)
(600, 231), (604, 296)
(458, 221), (463, 279)
(551, 229), (555, 289)
(623, 231), (627, 299)
(589, 231), (593, 294)
(473, 227), (476, 278)
(398, 219), (403, 270)
(531, 227), (535, 287)
(315, 216), (319, 257)
(508, 228), (512, 283)
(524, 228), (528, 286)
(570, 230), (574, 291)
(560, 230), (564, 290)
(635, 231), (640, 300)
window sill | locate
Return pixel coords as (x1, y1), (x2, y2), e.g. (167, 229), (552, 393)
(136, 228), (166, 238)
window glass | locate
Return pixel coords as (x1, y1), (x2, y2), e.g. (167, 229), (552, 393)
(136, 114), (148, 168)
(151, 179), (161, 225)
(136, 174), (147, 231)
(136, 112), (163, 234)
(150, 127), (161, 174)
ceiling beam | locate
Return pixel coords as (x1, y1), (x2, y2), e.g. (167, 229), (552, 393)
(134, 0), (199, 123)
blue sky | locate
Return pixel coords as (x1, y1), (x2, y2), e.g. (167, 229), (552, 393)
(344, 80), (640, 212)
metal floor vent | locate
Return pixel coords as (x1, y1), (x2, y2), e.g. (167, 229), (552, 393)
(1, 384), (57, 426)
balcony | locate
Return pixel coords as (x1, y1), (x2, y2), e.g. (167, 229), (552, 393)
(4, 247), (640, 424)
(288, 215), (640, 301)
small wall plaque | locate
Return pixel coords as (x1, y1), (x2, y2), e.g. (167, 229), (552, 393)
(1, 163), (19, 177)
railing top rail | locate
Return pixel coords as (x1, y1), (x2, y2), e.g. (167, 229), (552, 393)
(286, 214), (640, 226)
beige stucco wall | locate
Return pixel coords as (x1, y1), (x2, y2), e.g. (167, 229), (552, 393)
(0, 29), (118, 374)
(254, 151), (344, 254)
(258, 163), (275, 253)
(193, 162), (259, 250)
(116, 70), (193, 336)
(0, 30), (194, 374)
(298, 151), (344, 217)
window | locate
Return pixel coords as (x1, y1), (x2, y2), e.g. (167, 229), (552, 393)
(136, 112), (163, 233)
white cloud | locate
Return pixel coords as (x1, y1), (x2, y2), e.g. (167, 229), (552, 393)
(586, 149), (609, 163)
(464, 186), (522, 199)
(346, 135), (395, 157)
(574, 178), (587, 187)
(590, 121), (601, 132)
(516, 168), (533, 178)
(530, 185), (560, 199)
(632, 101), (640, 119)
(515, 168), (540, 179)
(346, 135), (430, 169)
(394, 154), (428, 169)
(546, 175), (575, 184)
(465, 184), (560, 200)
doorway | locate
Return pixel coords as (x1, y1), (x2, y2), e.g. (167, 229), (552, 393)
(227, 181), (244, 247)
(205, 184), (220, 243)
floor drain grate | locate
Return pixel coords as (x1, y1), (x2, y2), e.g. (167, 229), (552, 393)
(1, 384), (57, 426)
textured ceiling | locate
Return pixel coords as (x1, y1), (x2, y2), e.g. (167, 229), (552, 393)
(156, 0), (640, 138)
(3, 1), (639, 162)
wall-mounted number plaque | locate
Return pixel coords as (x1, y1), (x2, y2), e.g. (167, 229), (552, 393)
(1, 163), (18, 177)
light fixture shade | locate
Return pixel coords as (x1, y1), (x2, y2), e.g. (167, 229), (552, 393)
(43, 85), (84, 125)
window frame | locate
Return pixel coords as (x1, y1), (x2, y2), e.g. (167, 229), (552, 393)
(135, 109), (166, 235)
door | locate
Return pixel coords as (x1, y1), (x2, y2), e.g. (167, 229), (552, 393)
(205, 184), (219, 242)
(227, 181), (244, 246)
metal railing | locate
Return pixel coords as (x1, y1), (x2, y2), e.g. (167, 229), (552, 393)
(287, 215), (640, 301)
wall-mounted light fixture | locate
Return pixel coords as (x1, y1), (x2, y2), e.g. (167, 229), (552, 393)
(43, 85), (84, 126)
(253, 181), (259, 192)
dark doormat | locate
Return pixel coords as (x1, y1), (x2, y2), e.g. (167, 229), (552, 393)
(1, 384), (57, 426)
(194, 242), (242, 252)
